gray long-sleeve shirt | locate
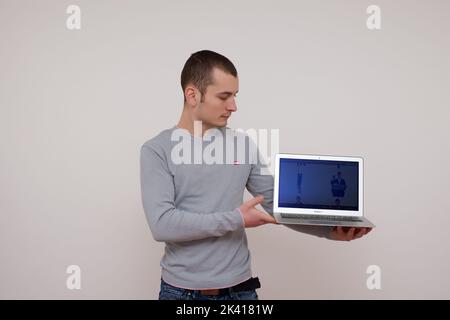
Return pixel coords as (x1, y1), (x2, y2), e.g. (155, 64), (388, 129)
(140, 126), (331, 289)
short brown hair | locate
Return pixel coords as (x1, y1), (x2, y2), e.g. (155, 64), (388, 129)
(181, 50), (238, 102)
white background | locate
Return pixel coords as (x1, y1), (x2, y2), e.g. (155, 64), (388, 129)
(1, 0), (449, 299)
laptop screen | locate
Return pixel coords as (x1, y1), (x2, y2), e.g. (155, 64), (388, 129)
(278, 158), (359, 211)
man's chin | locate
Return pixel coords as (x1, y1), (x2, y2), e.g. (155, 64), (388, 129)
(201, 120), (227, 130)
(213, 118), (228, 128)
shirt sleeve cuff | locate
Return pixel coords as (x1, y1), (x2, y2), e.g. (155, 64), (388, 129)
(235, 207), (245, 228)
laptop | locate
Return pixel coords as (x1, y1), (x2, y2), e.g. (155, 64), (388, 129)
(273, 153), (375, 228)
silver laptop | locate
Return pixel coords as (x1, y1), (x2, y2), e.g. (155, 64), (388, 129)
(273, 153), (375, 228)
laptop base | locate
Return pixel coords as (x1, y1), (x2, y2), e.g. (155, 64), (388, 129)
(276, 214), (375, 228)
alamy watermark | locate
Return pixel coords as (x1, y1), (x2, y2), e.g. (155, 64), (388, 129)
(366, 265), (381, 290)
(66, 5), (81, 30)
(66, 265), (81, 290)
(170, 121), (279, 175)
(366, 5), (381, 30)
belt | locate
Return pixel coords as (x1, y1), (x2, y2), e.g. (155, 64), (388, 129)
(198, 277), (261, 296)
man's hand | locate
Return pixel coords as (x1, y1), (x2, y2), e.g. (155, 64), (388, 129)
(239, 195), (277, 228)
(329, 226), (372, 241)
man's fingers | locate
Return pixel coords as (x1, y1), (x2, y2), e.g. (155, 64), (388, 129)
(336, 226), (346, 237)
(244, 195), (264, 209)
(355, 228), (366, 238)
(254, 210), (277, 224)
(335, 226), (345, 237)
(333, 226), (373, 241)
(263, 214), (277, 224)
(357, 227), (373, 238)
(346, 227), (356, 241)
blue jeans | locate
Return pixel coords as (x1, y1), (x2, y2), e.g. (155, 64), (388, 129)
(158, 279), (259, 300)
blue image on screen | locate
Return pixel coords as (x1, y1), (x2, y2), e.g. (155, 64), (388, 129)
(278, 158), (359, 210)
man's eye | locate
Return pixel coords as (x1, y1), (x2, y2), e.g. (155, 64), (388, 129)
(219, 97), (227, 100)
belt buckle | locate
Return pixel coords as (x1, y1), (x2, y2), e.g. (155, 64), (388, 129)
(200, 289), (221, 296)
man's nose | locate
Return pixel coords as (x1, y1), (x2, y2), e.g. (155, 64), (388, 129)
(226, 99), (237, 112)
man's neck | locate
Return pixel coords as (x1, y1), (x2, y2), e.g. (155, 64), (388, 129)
(176, 108), (217, 137)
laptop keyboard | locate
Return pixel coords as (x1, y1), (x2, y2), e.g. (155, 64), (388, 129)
(280, 213), (363, 222)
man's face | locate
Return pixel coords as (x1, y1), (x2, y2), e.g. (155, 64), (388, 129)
(193, 68), (239, 129)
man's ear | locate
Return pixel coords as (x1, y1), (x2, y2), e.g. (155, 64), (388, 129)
(185, 85), (200, 107)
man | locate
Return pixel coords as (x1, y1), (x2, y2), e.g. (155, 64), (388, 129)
(331, 171), (347, 198)
(140, 50), (372, 300)
(336, 172), (347, 195)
